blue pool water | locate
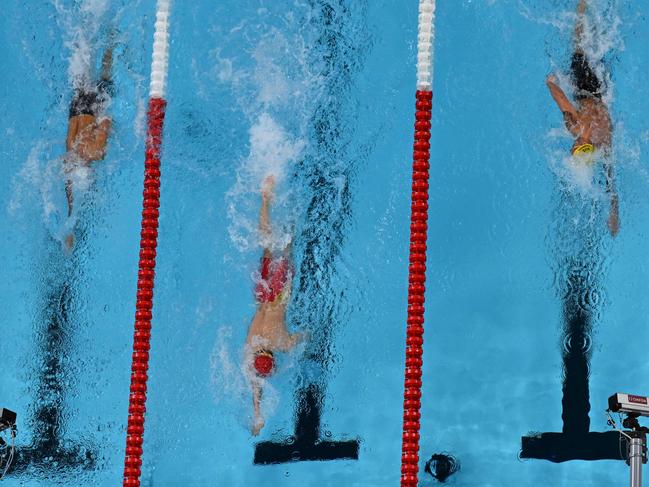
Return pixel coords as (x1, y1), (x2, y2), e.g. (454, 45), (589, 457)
(2, 0), (649, 485)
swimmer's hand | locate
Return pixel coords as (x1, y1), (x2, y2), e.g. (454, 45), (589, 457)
(577, 0), (587, 15)
(252, 417), (265, 436)
(546, 74), (559, 86)
(261, 175), (276, 202)
(65, 233), (75, 250)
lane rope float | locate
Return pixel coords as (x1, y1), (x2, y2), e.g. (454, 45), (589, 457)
(400, 1), (435, 486)
(122, 1), (171, 485)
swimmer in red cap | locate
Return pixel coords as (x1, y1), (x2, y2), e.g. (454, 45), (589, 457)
(246, 175), (304, 436)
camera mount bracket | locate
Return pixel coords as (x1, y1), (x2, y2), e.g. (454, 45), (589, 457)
(607, 394), (649, 487)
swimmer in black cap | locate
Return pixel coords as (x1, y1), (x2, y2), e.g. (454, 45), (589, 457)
(63, 43), (114, 248)
(545, 0), (619, 236)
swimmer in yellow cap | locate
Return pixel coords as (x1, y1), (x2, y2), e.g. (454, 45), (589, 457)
(545, 0), (619, 236)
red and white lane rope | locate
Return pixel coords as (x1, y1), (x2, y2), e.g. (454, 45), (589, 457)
(401, 1), (435, 486)
(123, 1), (171, 486)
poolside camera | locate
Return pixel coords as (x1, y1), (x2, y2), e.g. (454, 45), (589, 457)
(0, 408), (16, 479)
(609, 393), (649, 418)
(0, 409), (16, 432)
(607, 394), (649, 487)
(0, 408), (16, 447)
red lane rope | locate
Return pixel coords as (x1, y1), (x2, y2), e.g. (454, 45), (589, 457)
(123, 97), (167, 487)
(400, 89), (432, 487)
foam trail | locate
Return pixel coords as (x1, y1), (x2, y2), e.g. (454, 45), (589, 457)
(226, 111), (305, 251)
(519, 0), (623, 93)
(50, 0), (112, 86)
(227, 131), (297, 248)
(8, 142), (84, 243)
(9, 81), (98, 242)
(547, 148), (607, 199)
(248, 113), (305, 186)
(215, 23), (321, 252)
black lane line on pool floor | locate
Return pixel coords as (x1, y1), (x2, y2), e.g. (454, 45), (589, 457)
(10, 236), (97, 475)
(521, 261), (624, 462)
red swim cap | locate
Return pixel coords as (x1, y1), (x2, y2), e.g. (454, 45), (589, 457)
(253, 351), (275, 377)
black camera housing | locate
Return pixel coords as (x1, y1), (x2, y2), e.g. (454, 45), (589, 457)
(0, 409), (16, 431)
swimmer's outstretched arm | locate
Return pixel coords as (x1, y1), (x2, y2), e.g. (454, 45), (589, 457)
(66, 117), (78, 153)
(101, 46), (113, 82)
(259, 176), (275, 244)
(546, 75), (576, 114)
(546, 75), (579, 134)
(574, 0), (587, 53)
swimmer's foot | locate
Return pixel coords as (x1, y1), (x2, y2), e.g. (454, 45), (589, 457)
(608, 211), (620, 237)
(65, 233), (75, 250)
(252, 417), (265, 436)
(578, 0), (587, 15)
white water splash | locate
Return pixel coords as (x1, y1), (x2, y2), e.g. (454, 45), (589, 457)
(213, 23), (322, 252)
(51, 0), (112, 86)
(226, 112), (305, 252)
(525, 0), (622, 81)
(8, 142), (92, 243)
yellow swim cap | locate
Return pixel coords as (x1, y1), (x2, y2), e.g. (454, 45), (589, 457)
(572, 143), (595, 156)
(572, 143), (596, 164)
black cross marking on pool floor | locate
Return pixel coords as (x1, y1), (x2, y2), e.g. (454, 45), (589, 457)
(254, 384), (359, 464)
(9, 255), (97, 475)
(521, 265), (624, 462)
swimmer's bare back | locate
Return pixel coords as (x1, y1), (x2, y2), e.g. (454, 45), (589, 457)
(545, 75), (611, 151)
(573, 98), (611, 148)
(246, 300), (301, 353)
(66, 114), (112, 163)
(64, 114), (112, 232)
(246, 177), (301, 354)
